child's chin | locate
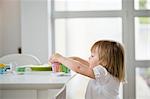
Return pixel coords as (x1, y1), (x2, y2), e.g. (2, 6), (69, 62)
(89, 65), (94, 68)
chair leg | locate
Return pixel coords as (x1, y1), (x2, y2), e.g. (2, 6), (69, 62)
(54, 85), (66, 99)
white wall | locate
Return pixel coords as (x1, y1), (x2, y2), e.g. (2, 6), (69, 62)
(0, 0), (21, 56)
(0, 1), (1, 87)
(21, 0), (50, 63)
(0, 1), (3, 57)
(0, 90), (2, 99)
(0, 0), (51, 63)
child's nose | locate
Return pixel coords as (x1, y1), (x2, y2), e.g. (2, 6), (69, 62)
(89, 57), (91, 60)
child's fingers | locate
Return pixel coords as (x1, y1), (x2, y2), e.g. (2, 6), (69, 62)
(48, 53), (62, 64)
(48, 54), (56, 63)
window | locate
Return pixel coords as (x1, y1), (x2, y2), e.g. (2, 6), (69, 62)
(136, 67), (150, 99)
(135, 17), (150, 60)
(49, 0), (150, 99)
(55, 18), (122, 57)
(135, 0), (150, 10)
(134, 1), (150, 98)
(55, 0), (122, 11)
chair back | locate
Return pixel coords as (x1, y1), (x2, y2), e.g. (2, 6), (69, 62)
(0, 54), (41, 66)
(54, 74), (89, 99)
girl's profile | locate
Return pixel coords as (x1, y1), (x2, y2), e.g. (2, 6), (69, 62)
(49, 40), (125, 99)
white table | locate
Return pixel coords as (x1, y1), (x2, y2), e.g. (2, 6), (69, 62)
(0, 72), (72, 99)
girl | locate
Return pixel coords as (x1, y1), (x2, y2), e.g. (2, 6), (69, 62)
(49, 40), (125, 99)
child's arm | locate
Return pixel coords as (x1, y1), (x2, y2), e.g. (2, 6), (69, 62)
(69, 57), (89, 66)
(49, 53), (95, 79)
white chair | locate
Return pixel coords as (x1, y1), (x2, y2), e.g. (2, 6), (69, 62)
(54, 85), (66, 99)
(0, 54), (41, 66)
(54, 74), (90, 99)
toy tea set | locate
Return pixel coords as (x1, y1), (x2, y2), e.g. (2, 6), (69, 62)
(0, 63), (11, 74)
(51, 62), (70, 73)
(0, 63), (70, 74)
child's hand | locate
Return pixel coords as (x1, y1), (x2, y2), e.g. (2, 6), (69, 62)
(49, 53), (63, 64)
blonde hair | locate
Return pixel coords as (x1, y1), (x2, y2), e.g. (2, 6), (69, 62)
(91, 40), (125, 82)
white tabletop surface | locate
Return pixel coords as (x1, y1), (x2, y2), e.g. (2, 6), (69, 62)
(0, 72), (72, 90)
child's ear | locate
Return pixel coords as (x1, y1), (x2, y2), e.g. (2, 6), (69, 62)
(98, 60), (103, 65)
(99, 60), (107, 67)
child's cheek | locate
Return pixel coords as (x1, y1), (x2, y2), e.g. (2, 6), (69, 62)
(89, 61), (96, 68)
